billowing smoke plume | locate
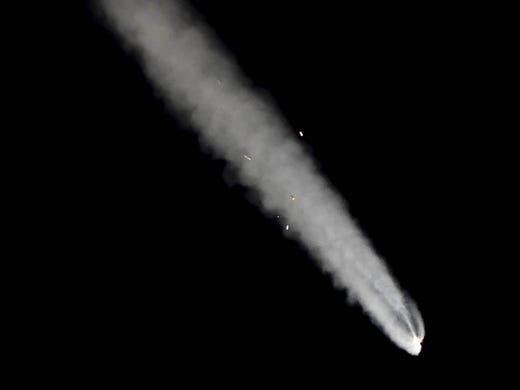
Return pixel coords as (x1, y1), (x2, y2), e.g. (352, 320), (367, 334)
(98, 0), (424, 355)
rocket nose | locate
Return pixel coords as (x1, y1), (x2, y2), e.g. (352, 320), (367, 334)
(409, 337), (422, 356)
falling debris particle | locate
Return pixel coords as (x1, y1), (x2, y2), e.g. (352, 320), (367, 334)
(299, 131), (303, 137)
(217, 79), (222, 85)
(242, 154), (252, 161)
(285, 225), (289, 231)
(290, 195), (295, 201)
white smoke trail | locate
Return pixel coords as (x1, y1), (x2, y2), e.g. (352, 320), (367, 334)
(97, 0), (424, 355)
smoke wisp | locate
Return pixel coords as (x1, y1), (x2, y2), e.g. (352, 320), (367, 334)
(98, 0), (424, 355)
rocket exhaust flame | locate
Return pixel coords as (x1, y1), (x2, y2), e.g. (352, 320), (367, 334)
(98, 0), (425, 355)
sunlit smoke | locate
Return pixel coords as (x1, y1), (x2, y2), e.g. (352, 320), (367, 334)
(97, 0), (424, 355)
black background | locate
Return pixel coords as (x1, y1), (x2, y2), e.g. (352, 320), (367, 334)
(28, 0), (514, 386)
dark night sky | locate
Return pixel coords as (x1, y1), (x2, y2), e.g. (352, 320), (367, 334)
(32, 0), (514, 386)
